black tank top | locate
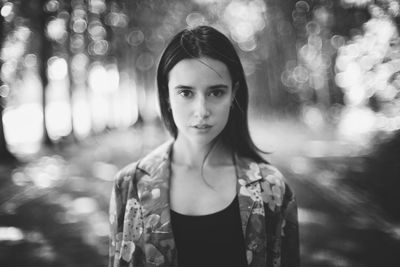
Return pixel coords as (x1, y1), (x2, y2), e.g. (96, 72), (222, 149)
(170, 195), (248, 267)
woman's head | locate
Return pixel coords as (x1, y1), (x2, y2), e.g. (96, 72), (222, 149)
(167, 56), (235, 148)
(157, 25), (266, 162)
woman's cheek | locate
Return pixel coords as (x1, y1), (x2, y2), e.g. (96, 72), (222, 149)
(171, 103), (190, 125)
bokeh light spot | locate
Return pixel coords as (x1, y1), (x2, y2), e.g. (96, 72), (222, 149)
(92, 40), (109, 55)
(331, 35), (346, 49)
(127, 30), (145, 46)
(0, 84), (10, 97)
(45, 0), (60, 13)
(295, 1), (310, 13)
(3, 104), (43, 154)
(186, 12), (206, 28)
(1, 2), (13, 18)
(0, 227), (24, 241)
(46, 18), (66, 42)
(293, 65), (309, 84)
(92, 162), (118, 181)
(70, 34), (85, 53)
(306, 21), (321, 35)
(45, 101), (72, 141)
(88, 21), (106, 40)
(24, 54), (37, 68)
(89, 0), (106, 14)
(73, 18), (87, 33)
(238, 38), (257, 52)
(72, 197), (98, 214)
(106, 12), (128, 28)
(47, 57), (68, 80)
(136, 52), (155, 71)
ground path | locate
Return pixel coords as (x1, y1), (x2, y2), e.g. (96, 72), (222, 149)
(0, 120), (399, 266)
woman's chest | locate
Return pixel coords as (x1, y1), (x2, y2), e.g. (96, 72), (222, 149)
(169, 165), (237, 215)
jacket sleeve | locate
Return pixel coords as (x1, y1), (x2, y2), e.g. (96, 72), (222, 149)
(109, 162), (139, 267)
(281, 183), (300, 267)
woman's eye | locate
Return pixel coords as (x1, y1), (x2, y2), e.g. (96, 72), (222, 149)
(178, 90), (193, 98)
(210, 90), (224, 97)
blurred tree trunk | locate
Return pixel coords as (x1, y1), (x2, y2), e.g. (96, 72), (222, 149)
(65, 0), (78, 142)
(0, 95), (17, 163)
(252, 0), (298, 115)
(125, 0), (143, 125)
(38, 0), (53, 146)
(0, 11), (17, 163)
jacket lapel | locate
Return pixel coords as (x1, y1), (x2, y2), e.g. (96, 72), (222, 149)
(135, 140), (269, 266)
(136, 140), (176, 266)
(234, 154), (268, 266)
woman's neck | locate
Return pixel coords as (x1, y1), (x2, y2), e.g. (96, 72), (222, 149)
(172, 136), (232, 168)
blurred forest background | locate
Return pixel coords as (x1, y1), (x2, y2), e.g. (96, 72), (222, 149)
(1, 0), (400, 266)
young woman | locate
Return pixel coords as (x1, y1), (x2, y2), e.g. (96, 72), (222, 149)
(109, 26), (299, 267)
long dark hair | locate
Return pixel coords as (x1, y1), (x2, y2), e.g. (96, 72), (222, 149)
(157, 25), (267, 163)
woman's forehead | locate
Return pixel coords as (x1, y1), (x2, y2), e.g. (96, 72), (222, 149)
(168, 57), (232, 86)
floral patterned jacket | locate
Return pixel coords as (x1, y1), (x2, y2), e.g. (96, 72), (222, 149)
(109, 140), (299, 267)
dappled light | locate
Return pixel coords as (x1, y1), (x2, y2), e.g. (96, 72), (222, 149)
(47, 56), (68, 80)
(298, 208), (330, 225)
(1, 0), (400, 266)
(223, 0), (266, 50)
(0, 227), (24, 242)
(46, 100), (72, 141)
(3, 104), (43, 155)
(71, 87), (92, 139)
(46, 18), (67, 42)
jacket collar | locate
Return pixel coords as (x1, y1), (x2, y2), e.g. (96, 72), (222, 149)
(137, 139), (174, 176)
(136, 140), (269, 265)
(136, 140), (264, 237)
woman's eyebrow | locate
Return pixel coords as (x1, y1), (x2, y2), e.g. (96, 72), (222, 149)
(173, 84), (229, 90)
(209, 84), (229, 89)
(174, 85), (193, 90)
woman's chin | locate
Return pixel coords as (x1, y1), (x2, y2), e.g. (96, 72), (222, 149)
(177, 131), (219, 147)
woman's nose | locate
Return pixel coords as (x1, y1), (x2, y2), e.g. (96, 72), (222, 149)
(194, 97), (210, 119)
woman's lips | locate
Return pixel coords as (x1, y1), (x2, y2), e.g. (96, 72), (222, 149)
(191, 124), (212, 130)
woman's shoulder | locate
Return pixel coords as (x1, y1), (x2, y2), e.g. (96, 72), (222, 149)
(113, 139), (174, 187)
(259, 163), (293, 192)
(259, 162), (297, 209)
(113, 161), (140, 189)
(238, 156), (287, 187)
(259, 162), (295, 195)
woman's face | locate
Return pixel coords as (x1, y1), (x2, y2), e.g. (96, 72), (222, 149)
(168, 57), (235, 146)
